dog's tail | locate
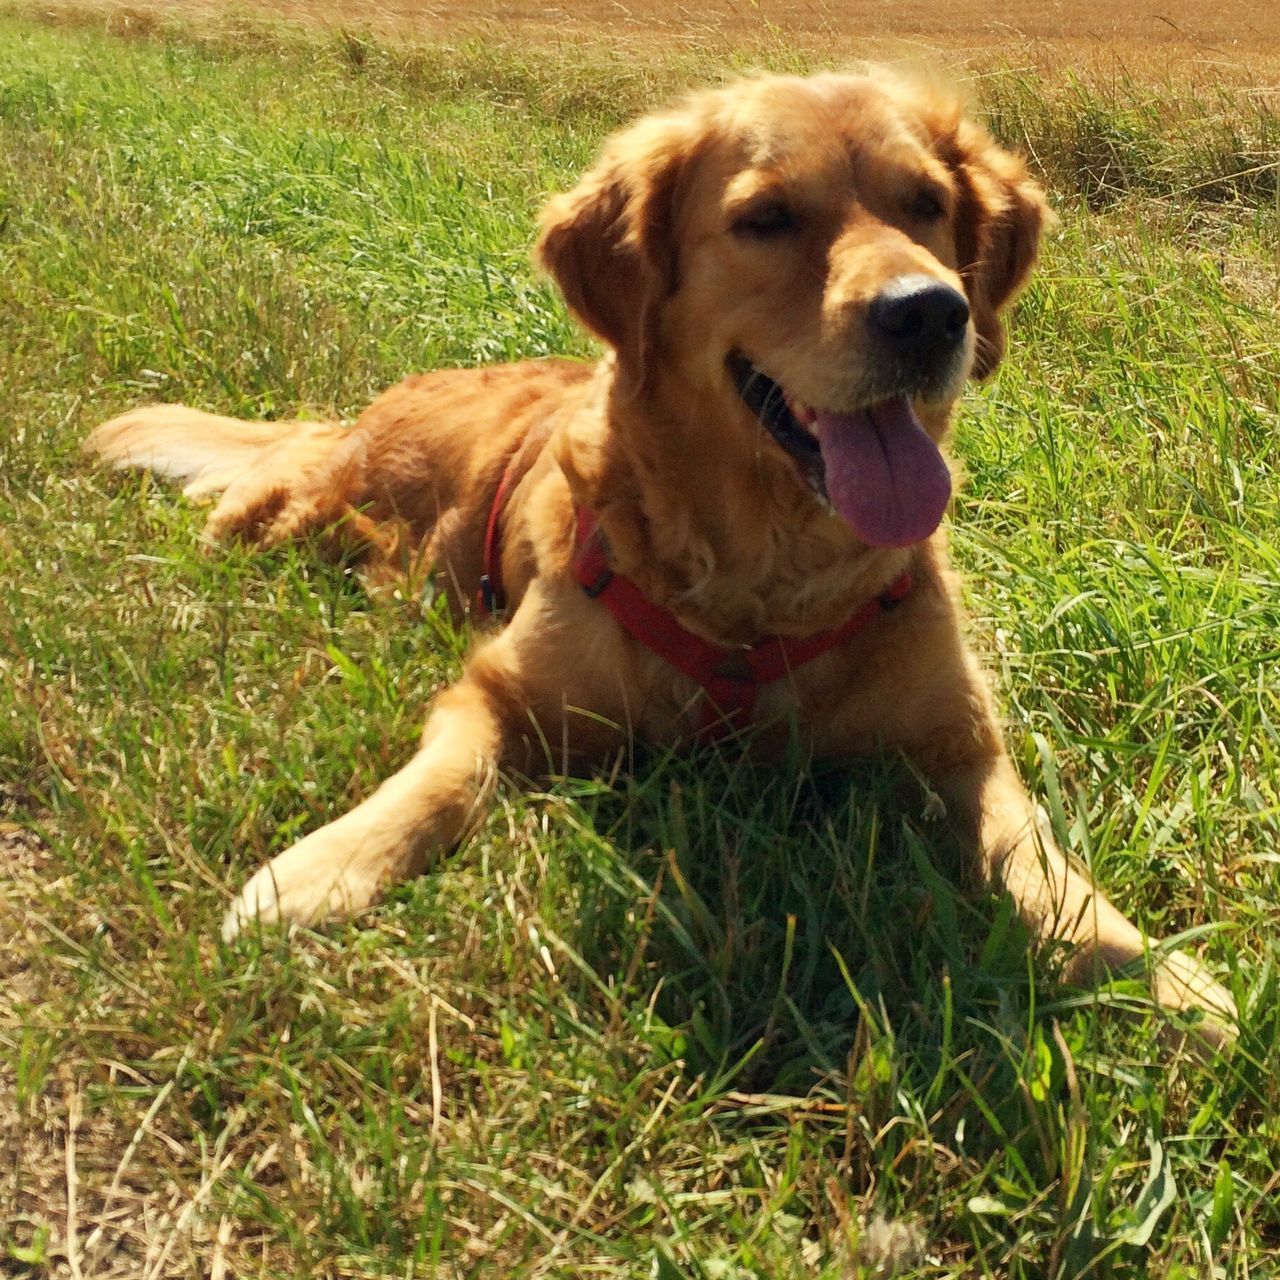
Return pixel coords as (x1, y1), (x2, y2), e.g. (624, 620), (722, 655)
(85, 405), (342, 500)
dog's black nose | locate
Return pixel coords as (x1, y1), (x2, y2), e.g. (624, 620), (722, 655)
(868, 275), (970, 351)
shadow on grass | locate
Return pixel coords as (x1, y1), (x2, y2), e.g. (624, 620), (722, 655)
(552, 742), (1051, 1108)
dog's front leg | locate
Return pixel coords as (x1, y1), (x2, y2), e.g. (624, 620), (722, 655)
(932, 751), (1238, 1049)
(222, 647), (516, 941)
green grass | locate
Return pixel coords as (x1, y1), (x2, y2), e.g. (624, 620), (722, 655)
(1, 12), (1278, 1278)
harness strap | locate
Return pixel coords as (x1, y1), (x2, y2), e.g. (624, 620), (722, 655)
(478, 423), (554, 618)
(571, 506), (910, 741)
(477, 440), (912, 741)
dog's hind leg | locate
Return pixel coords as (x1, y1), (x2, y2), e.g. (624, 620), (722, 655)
(201, 429), (365, 550)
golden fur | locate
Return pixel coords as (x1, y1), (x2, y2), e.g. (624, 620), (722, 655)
(88, 69), (1235, 1047)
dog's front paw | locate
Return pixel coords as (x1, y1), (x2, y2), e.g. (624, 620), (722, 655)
(220, 825), (389, 941)
(1151, 950), (1238, 1055)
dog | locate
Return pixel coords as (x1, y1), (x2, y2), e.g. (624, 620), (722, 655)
(86, 68), (1236, 1047)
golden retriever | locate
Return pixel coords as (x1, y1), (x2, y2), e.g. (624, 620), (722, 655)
(87, 69), (1235, 1046)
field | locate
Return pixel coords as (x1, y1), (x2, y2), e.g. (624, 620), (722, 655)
(25, 0), (1280, 73)
(1, 2), (1279, 1277)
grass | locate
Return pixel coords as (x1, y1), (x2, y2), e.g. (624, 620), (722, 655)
(1, 9), (1278, 1278)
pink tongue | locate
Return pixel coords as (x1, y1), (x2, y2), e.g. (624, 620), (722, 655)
(813, 399), (952, 547)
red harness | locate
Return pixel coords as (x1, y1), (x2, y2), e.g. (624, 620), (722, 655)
(477, 442), (911, 742)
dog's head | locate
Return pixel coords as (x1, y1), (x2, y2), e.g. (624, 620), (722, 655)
(537, 70), (1050, 550)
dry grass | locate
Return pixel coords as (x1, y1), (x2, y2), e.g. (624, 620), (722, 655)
(17, 0), (1280, 80)
(1, 808), (212, 1277)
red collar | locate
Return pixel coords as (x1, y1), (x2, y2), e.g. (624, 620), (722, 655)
(478, 443), (911, 743)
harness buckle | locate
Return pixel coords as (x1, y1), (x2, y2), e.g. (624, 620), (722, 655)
(712, 652), (754, 683)
(878, 574), (912, 611)
(582, 566), (614, 599)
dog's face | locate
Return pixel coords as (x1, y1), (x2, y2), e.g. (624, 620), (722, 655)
(538, 71), (1050, 549)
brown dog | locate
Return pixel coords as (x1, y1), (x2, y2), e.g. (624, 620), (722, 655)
(87, 69), (1235, 1046)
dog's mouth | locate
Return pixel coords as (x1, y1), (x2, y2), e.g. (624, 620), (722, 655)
(727, 352), (952, 548)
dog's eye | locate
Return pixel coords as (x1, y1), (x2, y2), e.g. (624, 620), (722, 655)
(731, 201), (800, 239)
(909, 190), (946, 222)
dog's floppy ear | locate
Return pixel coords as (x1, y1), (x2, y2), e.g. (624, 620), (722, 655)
(948, 123), (1052, 379)
(536, 112), (699, 384)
